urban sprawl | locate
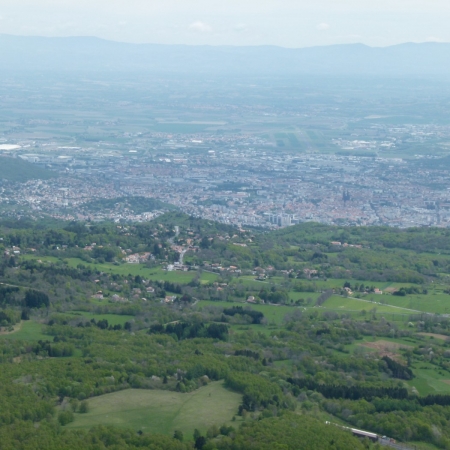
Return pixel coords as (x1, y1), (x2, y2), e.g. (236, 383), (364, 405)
(1, 123), (450, 228)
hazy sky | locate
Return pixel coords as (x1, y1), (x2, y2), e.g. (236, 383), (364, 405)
(0, 0), (449, 47)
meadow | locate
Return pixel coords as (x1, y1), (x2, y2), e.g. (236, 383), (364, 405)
(198, 300), (297, 326)
(58, 311), (135, 326)
(0, 313), (135, 342)
(407, 361), (450, 396)
(23, 255), (218, 284)
(322, 295), (417, 315)
(67, 381), (242, 439)
(378, 291), (450, 315)
(0, 320), (49, 341)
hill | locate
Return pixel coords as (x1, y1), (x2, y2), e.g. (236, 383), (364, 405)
(0, 34), (449, 76)
(2, 215), (450, 448)
(0, 156), (56, 182)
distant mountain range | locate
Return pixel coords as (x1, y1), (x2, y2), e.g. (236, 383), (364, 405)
(1, 34), (449, 76)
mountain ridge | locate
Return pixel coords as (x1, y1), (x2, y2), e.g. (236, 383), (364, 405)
(1, 34), (449, 76)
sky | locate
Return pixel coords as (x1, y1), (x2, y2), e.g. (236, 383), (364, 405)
(0, 0), (449, 48)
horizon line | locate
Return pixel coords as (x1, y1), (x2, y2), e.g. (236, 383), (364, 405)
(1, 33), (448, 50)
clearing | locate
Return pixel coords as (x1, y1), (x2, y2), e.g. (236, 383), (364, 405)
(67, 381), (241, 438)
(417, 333), (450, 341)
(0, 320), (49, 341)
(362, 340), (413, 351)
(0, 322), (23, 335)
(361, 339), (413, 361)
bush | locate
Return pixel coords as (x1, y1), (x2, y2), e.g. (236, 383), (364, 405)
(173, 430), (183, 442)
(58, 410), (74, 425)
(79, 401), (89, 414)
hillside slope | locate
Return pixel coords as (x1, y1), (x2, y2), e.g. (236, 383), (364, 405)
(0, 156), (56, 182)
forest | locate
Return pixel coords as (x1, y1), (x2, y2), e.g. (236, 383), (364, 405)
(2, 213), (450, 448)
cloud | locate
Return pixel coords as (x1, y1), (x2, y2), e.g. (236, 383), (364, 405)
(188, 21), (213, 33)
(317, 22), (330, 31)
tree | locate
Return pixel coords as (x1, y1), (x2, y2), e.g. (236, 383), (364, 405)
(200, 237), (210, 249)
(24, 290), (49, 308)
(194, 436), (206, 449)
(58, 410), (74, 425)
(193, 429), (201, 441)
(173, 430), (183, 442)
(79, 401), (89, 413)
(207, 425), (219, 439)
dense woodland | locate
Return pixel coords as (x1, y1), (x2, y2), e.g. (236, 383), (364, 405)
(2, 213), (450, 448)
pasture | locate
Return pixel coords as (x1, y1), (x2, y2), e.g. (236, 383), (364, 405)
(379, 291), (450, 315)
(22, 255), (217, 284)
(198, 299), (298, 325)
(0, 320), (49, 341)
(67, 381), (241, 438)
(322, 295), (417, 315)
(58, 311), (135, 326)
(408, 362), (450, 396)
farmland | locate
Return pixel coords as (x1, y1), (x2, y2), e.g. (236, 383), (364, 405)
(3, 217), (450, 448)
(67, 381), (241, 438)
(22, 255), (218, 285)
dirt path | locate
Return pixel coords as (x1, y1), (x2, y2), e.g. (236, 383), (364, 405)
(0, 321), (22, 335)
(418, 332), (450, 340)
(346, 295), (423, 314)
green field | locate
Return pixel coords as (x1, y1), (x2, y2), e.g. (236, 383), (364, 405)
(408, 362), (450, 396)
(198, 300), (299, 325)
(380, 292), (450, 315)
(59, 312), (135, 326)
(0, 320), (49, 341)
(67, 381), (241, 438)
(0, 314), (135, 342)
(199, 296), (415, 326)
(23, 256), (217, 285)
(322, 295), (417, 314)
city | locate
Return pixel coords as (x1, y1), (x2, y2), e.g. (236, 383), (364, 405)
(1, 123), (450, 228)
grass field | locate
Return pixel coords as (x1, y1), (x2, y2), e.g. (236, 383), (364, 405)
(198, 300), (299, 325)
(67, 381), (241, 438)
(59, 311), (135, 326)
(23, 256), (217, 284)
(322, 295), (417, 315)
(0, 313), (134, 341)
(408, 362), (450, 396)
(0, 320), (49, 341)
(199, 296), (417, 327)
(381, 292), (450, 315)
(322, 290), (450, 316)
